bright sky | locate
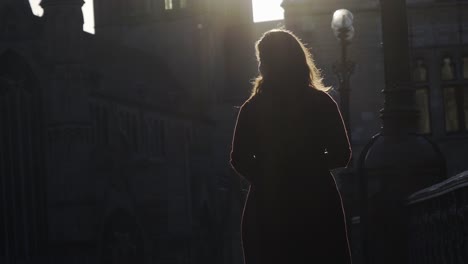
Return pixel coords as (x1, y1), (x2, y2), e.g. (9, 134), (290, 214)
(252, 0), (284, 23)
(29, 0), (95, 34)
(28, 0), (282, 33)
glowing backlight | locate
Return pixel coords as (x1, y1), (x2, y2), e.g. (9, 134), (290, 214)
(252, 0), (284, 23)
(29, 0), (95, 34)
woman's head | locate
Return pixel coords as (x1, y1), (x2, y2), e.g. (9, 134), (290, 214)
(251, 29), (328, 97)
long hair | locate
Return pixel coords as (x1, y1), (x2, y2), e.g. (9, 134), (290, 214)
(250, 29), (329, 98)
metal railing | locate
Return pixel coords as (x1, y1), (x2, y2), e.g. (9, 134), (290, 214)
(407, 170), (468, 264)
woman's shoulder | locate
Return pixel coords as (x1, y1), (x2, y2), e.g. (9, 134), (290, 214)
(237, 96), (257, 113)
(242, 94), (263, 107)
(304, 88), (336, 106)
(241, 97), (254, 108)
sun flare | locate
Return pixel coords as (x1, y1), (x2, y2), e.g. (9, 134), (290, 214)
(28, 0), (280, 32)
(252, 0), (284, 23)
(29, 0), (95, 34)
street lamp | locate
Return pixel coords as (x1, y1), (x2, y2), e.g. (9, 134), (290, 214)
(331, 9), (355, 134)
(331, 10), (357, 261)
(356, 1), (445, 264)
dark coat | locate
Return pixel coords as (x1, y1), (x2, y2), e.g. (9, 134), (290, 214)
(230, 88), (352, 264)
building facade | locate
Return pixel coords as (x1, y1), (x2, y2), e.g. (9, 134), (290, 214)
(280, 0), (468, 262)
(0, 0), (256, 263)
(282, 0), (468, 177)
(2, 0), (467, 263)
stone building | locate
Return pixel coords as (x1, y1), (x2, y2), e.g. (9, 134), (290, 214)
(2, 0), (467, 263)
(0, 0), (255, 263)
(280, 0), (468, 263)
(280, 0), (467, 209)
(281, 0), (468, 176)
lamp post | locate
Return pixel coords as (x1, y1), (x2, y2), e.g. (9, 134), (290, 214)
(331, 10), (357, 262)
(331, 9), (355, 134)
(357, 1), (445, 264)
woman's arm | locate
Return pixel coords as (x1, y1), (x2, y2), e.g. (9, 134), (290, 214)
(323, 94), (352, 169)
(230, 102), (257, 182)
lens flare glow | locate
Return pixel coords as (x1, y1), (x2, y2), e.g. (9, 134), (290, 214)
(252, 0), (284, 23)
(28, 0), (282, 32)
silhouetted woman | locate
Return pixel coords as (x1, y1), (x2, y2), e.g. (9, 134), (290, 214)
(230, 29), (352, 264)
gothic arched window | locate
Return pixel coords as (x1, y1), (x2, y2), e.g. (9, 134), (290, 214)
(412, 57), (431, 134)
(415, 88), (431, 134)
(413, 58), (428, 82)
(165, 0), (173, 10)
(443, 87), (459, 132)
(441, 56), (455, 81)
(441, 54), (468, 133)
(164, 0), (187, 10)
